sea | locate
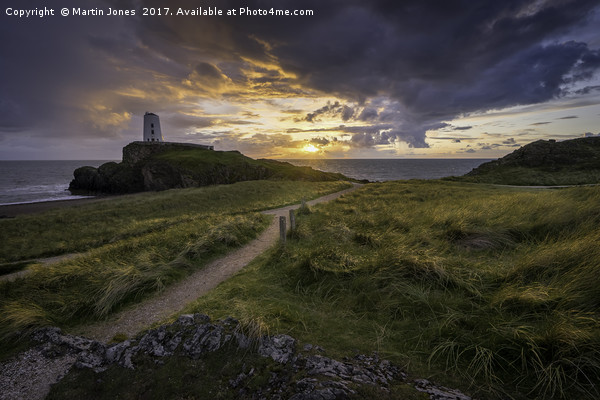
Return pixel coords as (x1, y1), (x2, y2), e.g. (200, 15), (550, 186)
(0, 159), (490, 206)
(283, 159), (490, 183)
(0, 160), (114, 206)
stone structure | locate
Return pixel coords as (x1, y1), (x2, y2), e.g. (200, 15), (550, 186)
(143, 112), (163, 142)
(141, 112), (214, 150)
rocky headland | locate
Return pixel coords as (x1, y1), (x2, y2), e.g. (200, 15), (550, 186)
(459, 136), (600, 185)
(69, 142), (352, 195)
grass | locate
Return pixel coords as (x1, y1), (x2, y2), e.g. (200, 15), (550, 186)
(453, 165), (600, 186)
(0, 180), (350, 263)
(0, 180), (350, 340)
(155, 147), (352, 182)
(5, 178), (599, 398)
(181, 180), (600, 399)
(452, 137), (600, 186)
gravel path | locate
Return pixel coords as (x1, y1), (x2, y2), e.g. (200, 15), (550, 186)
(77, 183), (361, 342)
(0, 184), (360, 400)
(0, 349), (76, 400)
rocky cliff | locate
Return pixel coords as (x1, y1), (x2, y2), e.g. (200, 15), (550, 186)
(460, 137), (600, 185)
(69, 142), (351, 195)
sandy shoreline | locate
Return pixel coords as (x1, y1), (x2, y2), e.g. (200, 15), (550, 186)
(0, 196), (115, 217)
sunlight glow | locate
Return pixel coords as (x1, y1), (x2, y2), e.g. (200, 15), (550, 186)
(303, 144), (319, 153)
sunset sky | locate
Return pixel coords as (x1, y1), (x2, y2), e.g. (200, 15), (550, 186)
(1, 0), (599, 160)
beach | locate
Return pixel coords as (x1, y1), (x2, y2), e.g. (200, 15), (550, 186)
(0, 196), (113, 217)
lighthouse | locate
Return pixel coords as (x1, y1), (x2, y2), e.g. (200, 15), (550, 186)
(143, 112), (163, 142)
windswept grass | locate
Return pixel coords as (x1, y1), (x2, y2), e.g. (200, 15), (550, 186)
(185, 181), (600, 399)
(0, 180), (350, 263)
(0, 180), (350, 340)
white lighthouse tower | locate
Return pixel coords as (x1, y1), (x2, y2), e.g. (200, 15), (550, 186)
(143, 112), (163, 142)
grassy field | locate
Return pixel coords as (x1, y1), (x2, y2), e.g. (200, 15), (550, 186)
(155, 147), (352, 182)
(452, 165), (600, 186)
(180, 180), (600, 399)
(0, 180), (350, 264)
(0, 180), (350, 343)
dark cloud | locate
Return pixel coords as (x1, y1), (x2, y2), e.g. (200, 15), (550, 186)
(575, 85), (600, 95)
(310, 137), (330, 146)
(280, 109), (305, 115)
(431, 137), (470, 142)
(303, 101), (357, 123)
(557, 115), (578, 119)
(262, 0), (599, 147)
(341, 105), (355, 121)
(242, 112), (261, 118)
(531, 122), (552, 125)
(186, 63), (230, 89)
(304, 101), (343, 123)
(358, 108), (379, 122)
(166, 114), (216, 130)
(1, 0), (599, 156)
(212, 132), (303, 157)
(90, 0), (599, 149)
(255, 0), (600, 142)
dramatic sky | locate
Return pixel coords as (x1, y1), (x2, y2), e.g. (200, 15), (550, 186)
(1, 0), (600, 160)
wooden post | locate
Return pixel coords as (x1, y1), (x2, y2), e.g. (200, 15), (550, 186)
(301, 198), (306, 209)
(279, 216), (286, 244)
(289, 209), (296, 231)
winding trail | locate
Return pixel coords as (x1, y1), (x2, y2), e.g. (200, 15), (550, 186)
(0, 254), (81, 283)
(77, 183), (361, 342)
(0, 184), (361, 400)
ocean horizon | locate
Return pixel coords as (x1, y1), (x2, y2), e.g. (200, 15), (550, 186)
(283, 158), (490, 182)
(0, 158), (490, 206)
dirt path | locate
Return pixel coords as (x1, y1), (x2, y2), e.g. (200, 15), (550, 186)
(0, 254), (82, 283)
(77, 183), (361, 342)
(0, 184), (361, 400)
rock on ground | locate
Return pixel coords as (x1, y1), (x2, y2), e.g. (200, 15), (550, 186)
(0, 314), (474, 399)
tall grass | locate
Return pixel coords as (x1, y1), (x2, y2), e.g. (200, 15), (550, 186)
(0, 180), (351, 263)
(0, 180), (350, 340)
(185, 181), (600, 399)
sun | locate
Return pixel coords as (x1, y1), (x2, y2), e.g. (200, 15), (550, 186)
(303, 144), (319, 153)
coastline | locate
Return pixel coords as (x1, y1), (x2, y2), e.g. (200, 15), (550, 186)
(0, 196), (114, 217)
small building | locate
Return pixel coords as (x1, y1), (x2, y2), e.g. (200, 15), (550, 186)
(143, 112), (163, 142)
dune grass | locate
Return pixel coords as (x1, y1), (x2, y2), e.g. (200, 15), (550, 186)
(0, 180), (350, 264)
(184, 180), (600, 399)
(453, 165), (600, 185)
(0, 180), (350, 341)
(155, 147), (351, 182)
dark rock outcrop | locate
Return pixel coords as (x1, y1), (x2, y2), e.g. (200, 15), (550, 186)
(69, 160), (144, 194)
(28, 314), (472, 399)
(469, 137), (600, 172)
(69, 142), (350, 195)
(460, 137), (600, 185)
